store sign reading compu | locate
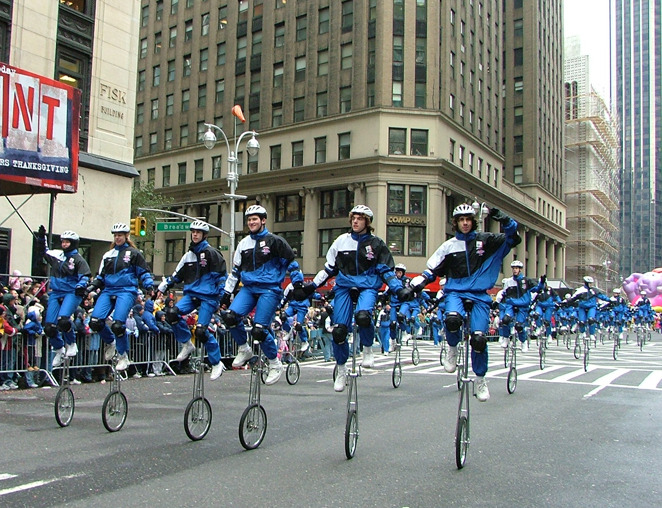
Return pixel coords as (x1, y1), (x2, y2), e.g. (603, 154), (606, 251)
(0, 64), (81, 192)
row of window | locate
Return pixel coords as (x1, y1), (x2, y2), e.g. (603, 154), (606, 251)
(449, 138), (500, 186)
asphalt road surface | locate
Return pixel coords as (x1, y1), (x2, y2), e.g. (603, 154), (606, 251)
(1, 335), (661, 508)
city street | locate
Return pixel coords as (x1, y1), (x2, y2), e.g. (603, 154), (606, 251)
(1, 336), (661, 508)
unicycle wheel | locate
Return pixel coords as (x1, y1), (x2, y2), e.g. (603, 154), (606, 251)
(239, 403), (267, 450)
(344, 409), (359, 459)
(392, 362), (402, 388)
(54, 386), (75, 427)
(412, 347), (420, 365)
(455, 415), (469, 469)
(102, 390), (128, 432)
(184, 396), (212, 441)
(286, 360), (300, 385)
(507, 367), (517, 394)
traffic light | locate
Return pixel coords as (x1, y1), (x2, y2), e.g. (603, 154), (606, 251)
(130, 218), (138, 236)
(138, 217), (147, 237)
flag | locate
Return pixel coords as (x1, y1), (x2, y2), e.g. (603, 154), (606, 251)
(231, 105), (246, 123)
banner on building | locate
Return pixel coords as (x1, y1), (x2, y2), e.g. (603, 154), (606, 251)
(0, 63), (81, 193)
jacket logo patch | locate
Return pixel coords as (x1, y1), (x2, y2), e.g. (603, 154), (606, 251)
(199, 253), (208, 267)
(123, 251), (131, 263)
(476, 240), (485, 256)
(365, 245), (374, 260)
(262, 246), (271, 255)
(68, 258), (75, 270)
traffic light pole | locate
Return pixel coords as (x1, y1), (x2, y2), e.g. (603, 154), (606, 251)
(137, 208), (230, 237)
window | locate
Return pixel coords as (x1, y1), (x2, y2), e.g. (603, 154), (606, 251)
(182, 89), (190, 111)
(415, 83), (426, 108)
(217, 42), (226, 65)
(387, 184), (427, 255)
(321, 189), (352, 218)
(514, 18), (523, 38)
(342, 0), (353, 32)
(218, 4), (228, 26)
(318, 50), (329, 76)
(151, 98), (159, 120)
(367, 83), (375, 106)
(315, 137), (327, 164)
(248, 152), (258, 174)
(273, 63), (283, 87)
(183, 54), (192, 76)
(136, 103), (144, 124)
(154, 32), (162, 54)
(141, 5), (149, 27)
(468, 152), (474, 173)
(198, 84), (207, 108)
(296, 15), (307, 41)
(449, 139), (456, 162)
(295, 56), (306, 82)
(338, 132), (351, 160)
(270, 145), (282, 170)
(392, 82), (403, 107)
(411, 129), (428, 156)
(389, 128), (406, 155)
(514, 47), (523, 66)
(393, 36), (404, 63)
(394, 0), (404, 20)
(180, 125), (189, 147)
(212, 156), (222, 179)
(293, 97), (305, 122)
(185, 20), (193, 41)
(167, 60), (175, 81)
(252, 30), (263, 55)
(164, 129), (173, 150)
(169, 27), (177, 48)
(514, 106), (523, 125)
(275, 23), (285, 47)
(171, 0), (179, 15)
(449, 93), (455, 113)
(236, 36), (247, 60)
(292, 141), (304, 167)
(194, 159), (204, 182)
(138, 70), (145, 91)
(178, 162), (187, 184)
(200, 48), (208, 71)
(340, 86), (351, 113)
(272, 103), (283, 127)
(201, 13), (210, 36)
(149, 133), (158, 153)
(459, 145), (465, 167)
(320, 228), (348, 256)
(317, 92), (328, 118)
(319, 7), (330, 34)
(341, 43), (353, 69)
(197, 121), (206, 143)
(152, 65), (160, 86)
(514, 135), (523, 153)
(166, 239), (184, 262)
(514, 77), (523, 93)
(156, 1), (163, 21)
(135, 136), (143, 156)
(277, 195), (305, 222)
(140, 38), (147, 59)
(215, 79), (225, 103)
(162, 165), (170, 187)
(409, 186), (426, 214)
(513, 164), (523, 184)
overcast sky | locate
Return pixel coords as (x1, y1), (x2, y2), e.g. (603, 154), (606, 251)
(564, 0), (612, 99)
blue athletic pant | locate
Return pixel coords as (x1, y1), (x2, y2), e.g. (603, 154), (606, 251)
(228, 285), (281, 360)
(503, 302), (528, 343)
(332, 286), (377, 366)
(172, 293), (221, 365)
(577, 306), (597, 335)
(283, 305), (309, 342)
(45, 292), (82, 349)
(90, 291), (137, 355)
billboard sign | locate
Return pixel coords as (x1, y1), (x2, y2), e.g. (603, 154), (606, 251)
(0, 63), (81, 193)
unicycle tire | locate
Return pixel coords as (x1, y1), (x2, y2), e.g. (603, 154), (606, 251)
(54, 386), (75, 427)
(286, 360), (300, 385)
(344, 409), (359, 459)
(455, 415), (469, 469)
(392, 362), (402, 388)
(411, 347), (420, 365)
(573, 343), (581, 360)
(507, 367), (517, 394)
(239, 403), (267, 450)
(184, 396), (212, 441)
(102, 390), (128, 432)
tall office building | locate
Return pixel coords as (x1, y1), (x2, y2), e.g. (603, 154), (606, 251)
(135, 0), (566, 282)
(613, 0), (661, 274)
(564, 39), (620, 289)
(0, 0), (141, 276)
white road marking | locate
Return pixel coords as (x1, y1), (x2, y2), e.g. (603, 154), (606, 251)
(517, 364), (565, 379)
(0, 473), (83, 497)
(0, 474), (17, 481)
(638, 370), (662, 390)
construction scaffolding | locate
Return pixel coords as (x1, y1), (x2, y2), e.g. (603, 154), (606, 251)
(564, 89), (621, 289)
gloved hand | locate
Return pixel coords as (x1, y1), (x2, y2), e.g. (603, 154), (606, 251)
(74, 286), (87, 298)
(86, 279), (103, 295)
(396, 287), (413, 302)
(158, 280), (169, 293)
(488, 207), (510, 223)
(220, 292), (232, 308)
(491, 300), (500, 310)
(37, 225), (48, 252)
(540, 274), (547, 285)
(143, 286), (154, 297)
(409, 275), (427, 294)
(293, 282), (316, 302)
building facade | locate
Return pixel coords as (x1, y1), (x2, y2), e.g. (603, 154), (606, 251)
(135, 0), (567, 282)
(613, 0), (662, 274)
(0, 0), (141, 277)
(564, 40), (620, 289)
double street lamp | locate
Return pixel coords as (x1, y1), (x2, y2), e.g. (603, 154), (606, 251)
(203, 123), (259, 263)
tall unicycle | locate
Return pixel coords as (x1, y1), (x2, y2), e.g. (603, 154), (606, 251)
(239, 342), (268, 450)
(184, 341), (212, 441)
(54, 356), (75, 427)
(102, 353), (128, 432)
(345, 288), (361, 459)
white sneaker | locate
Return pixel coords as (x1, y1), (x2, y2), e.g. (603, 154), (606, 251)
(176, 340), (195, 362)
(132, 372), (142, 379)
(116, 353), (130, 371)
(443, 346), (458, 373)
(498, 336), (507, 348)
(521, 341), (529, 353)
(104, 341), (116, 361)
(264, 358), (283, 385)
(389, 339), (396, 351)
(70, 378), (82, 385)
(52, 347), (66, 367)
(475, 376), (490, 402)
(299, 341), (310, 352)
(65, 343), (78, 357)
(210, 361), (226, 380)
(362, 347), (374, 368)
(334, 364), (347, 392)
(402, 332), (411, 343)
(232, 344), (253, 367)
(147, 372), (156, 378)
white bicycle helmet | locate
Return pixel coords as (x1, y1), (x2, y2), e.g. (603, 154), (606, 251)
(583, 276), (594, 284)
(190, 220), (210, 232)
(395, 263), (407, 272)
(60, 230), (79, 241)
(511, 260), (524, 268)
(452, 203), (476, 217)
(349, 205), (374, 219)
(111, 223), (131, 233)
(245, 204), (267, 219)
(613, 288), (621, 294)
(640, 289), (647, 296)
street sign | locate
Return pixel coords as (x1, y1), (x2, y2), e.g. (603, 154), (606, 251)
(156, 222), (191, 232)
(219, 245), (228, 251)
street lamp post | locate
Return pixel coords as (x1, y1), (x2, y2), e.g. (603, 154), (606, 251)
(603, 259), (612, 290)
(203, 124), (260, 263)
(472, 200), (489, 232)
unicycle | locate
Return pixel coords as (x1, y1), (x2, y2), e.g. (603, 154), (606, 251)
(344, 287), (361, 459)
(184, 341), (213, 441)
(239, 341), (268, 450)
(392, 328), (402, 388)
(410, 319), (420, 365)
(54, 356), (75, 427)
(102, 353), (128, 432)
(455, 299), (475, 469)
